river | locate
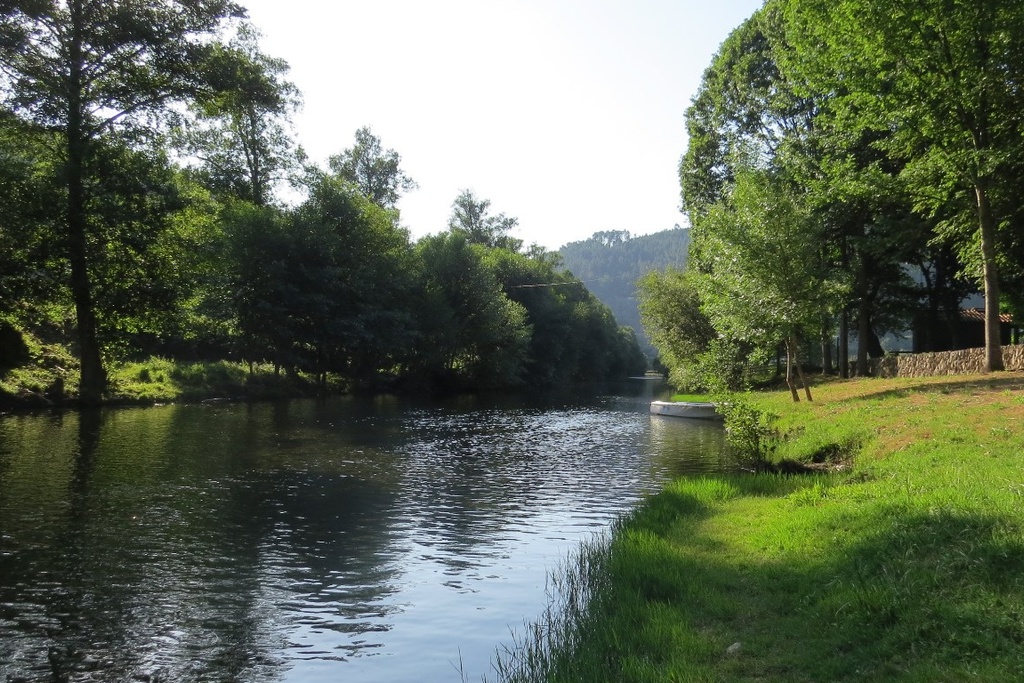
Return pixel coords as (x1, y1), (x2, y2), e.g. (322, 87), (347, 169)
(0, 384), (728, 682)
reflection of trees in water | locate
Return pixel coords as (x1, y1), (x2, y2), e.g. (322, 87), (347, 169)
(0, 400), (410, 681)
(647, 416), (730, 476)
(0, 407), (274, 682)
(0, 394), (731, 681)
(397, 404), (730, 580)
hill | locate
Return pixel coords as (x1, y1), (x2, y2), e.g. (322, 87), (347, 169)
(558, 228), (691, 353)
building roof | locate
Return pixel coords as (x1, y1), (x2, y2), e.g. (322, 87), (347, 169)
(960, 308), (1014, 324)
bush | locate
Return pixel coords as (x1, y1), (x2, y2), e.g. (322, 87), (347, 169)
(715, 393), (779, 470)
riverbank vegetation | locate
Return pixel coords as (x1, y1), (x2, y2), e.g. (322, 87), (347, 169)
(641, 0), (1024, 396)
(492, 375), (1024, 682)
(0, 3), (644, 408)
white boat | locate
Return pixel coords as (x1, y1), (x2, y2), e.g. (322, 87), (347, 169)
(649, 400), (722, 420)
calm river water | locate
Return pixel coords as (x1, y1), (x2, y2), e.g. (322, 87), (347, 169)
(0, 385), (727, 682)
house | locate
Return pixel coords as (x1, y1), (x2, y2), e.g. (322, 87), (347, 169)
(913, 306), (1019, 353)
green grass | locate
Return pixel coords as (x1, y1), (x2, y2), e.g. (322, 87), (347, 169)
(0, 330), (79, 403)
(1, 335), (328, 407)
(107, 357), (329, 403)
(670, 393), (714, 403)
(492, 374), (1024, 682)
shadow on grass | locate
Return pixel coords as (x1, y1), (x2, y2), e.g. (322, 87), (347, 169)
(497, 477), (1024, 682)
(841, 375), (1024, 404)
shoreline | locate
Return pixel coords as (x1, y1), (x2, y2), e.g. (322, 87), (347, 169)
(491, 374), (1024, 681)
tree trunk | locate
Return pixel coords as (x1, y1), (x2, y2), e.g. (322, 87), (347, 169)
(785, 338), (800, 402)
(791, 337), (812, 402)
(820, 313), (833, 375)
(976, 182), (1004, 372)
(839, 307), (849, 379)
(853, 250), (872, 376)
(67, 0), (106, 405)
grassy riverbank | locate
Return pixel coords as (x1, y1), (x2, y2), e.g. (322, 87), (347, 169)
(0, 334), (331, 409)
(494, 374), (1024, 682)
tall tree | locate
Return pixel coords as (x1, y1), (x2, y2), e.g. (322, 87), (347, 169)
(327, 126), (416, 209)
(692, 166), (846, 400)
(289, 177), (416, 385)
(447, 189), (522, 251)
(411, 232), (530, 388)
(637, 267), (718, 389)
(174, 22), (301, 207)
(0, 0), (245, 403)
(783, 0), (1024, 371)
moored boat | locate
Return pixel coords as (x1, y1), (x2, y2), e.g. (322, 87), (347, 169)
(649, 400), (722, 420)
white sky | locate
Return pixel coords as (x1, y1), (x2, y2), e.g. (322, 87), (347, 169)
(240, 0), (763, 250)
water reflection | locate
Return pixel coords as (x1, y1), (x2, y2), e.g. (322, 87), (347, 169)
(0, 389), (728, 682)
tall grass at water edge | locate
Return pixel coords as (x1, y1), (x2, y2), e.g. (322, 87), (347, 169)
(488, 375), (1024, 682)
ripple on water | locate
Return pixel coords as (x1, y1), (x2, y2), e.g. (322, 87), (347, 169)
(0, 394), (728, 683)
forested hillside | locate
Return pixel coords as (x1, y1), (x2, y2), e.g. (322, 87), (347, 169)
(558, 228), (691, 352)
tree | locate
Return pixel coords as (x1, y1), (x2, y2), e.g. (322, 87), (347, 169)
(220, 201), (293, 370)
(637, 268), (718, 390)
(0, 0), (246, 403)
(682, 4), (969, 377)
(680, 6), (815, 222)
(222, 179), (416, 385)
(559, 228), (691, 354)
(692, 166), (846, 401)
(289, 177), (416, 385)
(84, 139), (223, 359)
(447, 189), (522, 251)
(782, 0), (1024, 371)
(411, 232), (530, 388)
(174, 22), (301, 207)
(327, 126), (416, 209)
(481, 246), (646, 384)
(0, 113), (65, 329)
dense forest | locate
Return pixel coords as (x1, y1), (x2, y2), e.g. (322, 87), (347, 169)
(558, 228), (690, 353)
(0, 2), (645, 405)
(641, 0), (1024, 398)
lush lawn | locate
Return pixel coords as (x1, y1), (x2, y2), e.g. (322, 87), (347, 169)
(494, 374), (1024, 682)
(669, 393), (714, 403)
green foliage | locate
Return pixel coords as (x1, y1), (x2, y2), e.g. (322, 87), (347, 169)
(559, 228), (691, 352)
(680, 6), (811, 220)
(0, 0), (248, 402)
(447, 189), (523, 252)
(695, 166), (844, 349)
(681, 165), (845, 396)
(0, 329), (78, 404)
(637, 267), (717, 389)
(0, 116), (66, 329)
(107, 357), (320, 403)
(86, 142), (225, 358)
(327, 127), (417, 209)
(219, 178), (417, 385)
(174, 22), (302, 207)
(781, 0), (1024, 370)
(714, 393), (780, 470)
(410, 232), (531, 389)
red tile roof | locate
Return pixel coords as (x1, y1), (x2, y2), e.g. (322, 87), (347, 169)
(960, 308), (1014, 324)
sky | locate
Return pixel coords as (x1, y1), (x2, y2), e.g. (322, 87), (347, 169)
(239, 0), (764, 250)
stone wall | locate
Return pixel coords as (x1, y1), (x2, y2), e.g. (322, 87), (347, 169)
(871, 345), (1024, 378)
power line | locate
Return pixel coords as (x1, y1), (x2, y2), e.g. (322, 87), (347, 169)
(510, 281), (586, 289)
